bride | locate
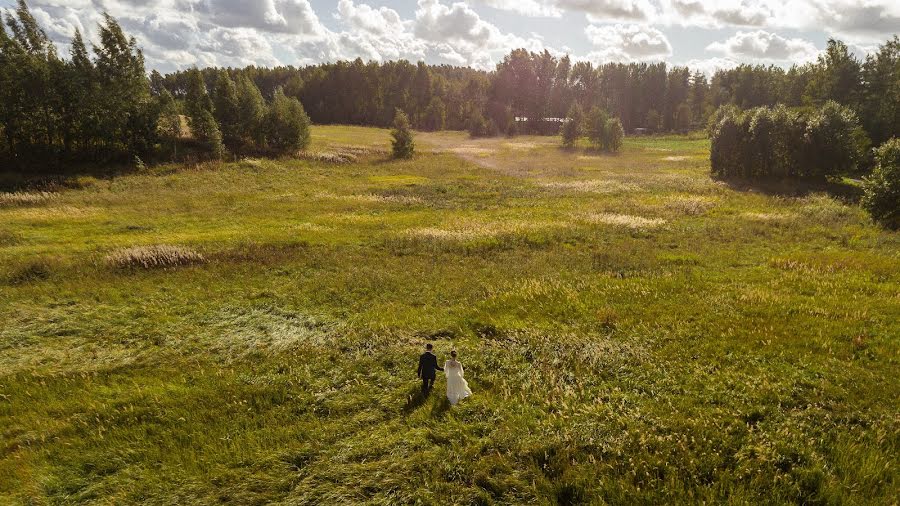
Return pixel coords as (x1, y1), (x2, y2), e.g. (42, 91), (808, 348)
(444, 350), (472, 405)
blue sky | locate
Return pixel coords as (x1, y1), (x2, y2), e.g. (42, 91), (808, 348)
(1, 0), (896, 74)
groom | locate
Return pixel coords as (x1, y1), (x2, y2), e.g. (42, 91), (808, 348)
(417, 343), (443, 396)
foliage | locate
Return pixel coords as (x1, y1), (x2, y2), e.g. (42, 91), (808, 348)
(213, 70), (241, 152)
(185, 68), (225, 159)
(560, 103), (583, 148)
(468, 109), (495, 138)
(156, 89), (180, 160)
(264, 87), (311, 154)
(390, 108), (415, 159)
(645, 109), (661, 133)
(711, 101), (866, 180)
(862, 138), (900, 229)
(586, 107), (609, 150)
(675, 102), (692, 133)
(604, 118), (625, 153)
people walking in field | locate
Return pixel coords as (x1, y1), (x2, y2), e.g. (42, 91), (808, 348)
(417, 343), (443, 395)
(444, 350), (472, 405)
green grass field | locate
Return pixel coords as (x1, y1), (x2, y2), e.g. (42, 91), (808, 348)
(1, 126), (898, 504)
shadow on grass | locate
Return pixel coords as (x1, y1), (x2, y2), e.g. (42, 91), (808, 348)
(402, 384), (427, 415)
(718, 176), (864, 202)
(402, 384), (451, 418)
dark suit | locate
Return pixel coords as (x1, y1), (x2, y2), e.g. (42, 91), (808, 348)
(417, 351), (443, 395)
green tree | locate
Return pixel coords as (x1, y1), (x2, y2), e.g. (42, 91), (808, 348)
(804, 100), (865, 178)
(423, 96), (446, 132)
(265, 87), (311, 154)
(185, 68), (224, 158)
(235, 74), (266, 151)
(94, 13), (156, 158)
(645, 109), (661, 133)
(604, 118), (624, 153)
(675, 102), (692, 133)
(560, 103), (583, 148)
(157, 89), (181, 160)
(586, 107), (609, 150)
(862, 138), (900, 229)
(391, 108), (415, 159)
(213, 70), (241, 151)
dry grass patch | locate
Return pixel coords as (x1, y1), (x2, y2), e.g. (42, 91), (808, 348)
(106, 245), (205, 270)
(662, 156), (689, 161)
(405, 219), (565, 241)
(316, 191), (423, 205)
(665, 195), (717, 216)
(0, 191), (58, 207)
(580, 212), (666, 229)
(451, 146), (496, 156)
(742, 211), (797, 222)
(541, 179), (638, 194)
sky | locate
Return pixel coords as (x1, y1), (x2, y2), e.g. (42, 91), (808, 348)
(0, 0), (897, 75)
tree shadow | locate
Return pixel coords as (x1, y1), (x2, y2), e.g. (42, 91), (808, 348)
(717, 176), (864, 203)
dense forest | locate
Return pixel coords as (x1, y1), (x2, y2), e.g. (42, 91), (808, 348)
(0, 0), (898, 170)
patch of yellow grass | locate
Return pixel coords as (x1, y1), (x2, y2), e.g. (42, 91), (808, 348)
(405, 219), (565, 241)
(286, 222), (332, 232)
(0, 191), (58, 207)
(316, 192), (423, 205)
(106, 245), (205, 269)
(580, 212), (666, 229)
(503, 142), (537, 150)
(665, 195), (716, 215)
(742, 212), (796, 222)
(451, 146), (496, 156)
(662, 156), (689, 161)
(10, 205), (101, 219)
(541, 179), (638, 193)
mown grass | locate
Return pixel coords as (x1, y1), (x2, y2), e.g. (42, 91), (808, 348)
(1, 126), (898, 504)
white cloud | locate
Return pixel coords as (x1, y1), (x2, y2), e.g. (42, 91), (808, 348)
(706, 30), (820, 63)
(585, 23), (672, 62)
(475, 0), (562, 17)
(682, 56), (740, 76)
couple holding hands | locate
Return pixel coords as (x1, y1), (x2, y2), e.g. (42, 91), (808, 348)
(416, 343), (472, 405)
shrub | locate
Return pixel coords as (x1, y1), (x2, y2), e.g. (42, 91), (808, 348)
(711, 102), (866, 181)
(192, 109), (226, 160)
(675, 102), (692, 133)
(106, 245), (205, 270)
(604, 118), (625, 153)
(862, 138), (900, 229)
(265, 88), (312, 154)
(560, 104), (583, 148)
(645, 109), (661, 133)
(390, 109), (415, 159)
(804, 101), (865, 179)
(586, 107), (609, 150)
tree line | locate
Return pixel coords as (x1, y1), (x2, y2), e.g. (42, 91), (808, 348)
(1, 0), (898, 172)
(0, 0), (310, 170)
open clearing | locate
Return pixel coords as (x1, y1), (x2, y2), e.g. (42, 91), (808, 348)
(1, 126), (898, 504)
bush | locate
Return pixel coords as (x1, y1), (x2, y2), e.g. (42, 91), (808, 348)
(804, 101), (865, 179)
(265, 87), (311, 154)
(862, 138), (900, 229)
(586, 107), (609, 150)
(468, 110), (495, 138)
(710, 102), (865, 181)
(560, 104), (583, 148)
(391, 109), (415, 159)
(604, 118), (625, 153)
(192, 109), (225, 160)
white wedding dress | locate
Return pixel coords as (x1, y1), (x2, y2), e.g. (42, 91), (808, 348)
(444, 359), (472, 405)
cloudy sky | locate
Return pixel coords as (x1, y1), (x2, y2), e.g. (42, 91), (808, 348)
(1, 0), (897, 74)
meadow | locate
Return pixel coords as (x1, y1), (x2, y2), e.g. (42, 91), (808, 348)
(1, 126), (898, 504)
